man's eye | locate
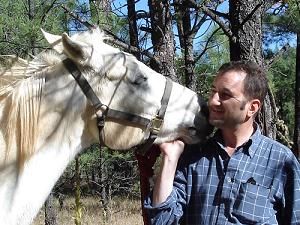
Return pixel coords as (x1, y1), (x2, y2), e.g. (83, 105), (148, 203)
(219, 92), (231, 99)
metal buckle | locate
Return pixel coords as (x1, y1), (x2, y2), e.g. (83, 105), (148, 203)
(95, 104), (108, 117)
(150, 116), (164, 134)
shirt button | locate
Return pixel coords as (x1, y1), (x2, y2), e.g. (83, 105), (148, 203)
(227, 177), (234, 183)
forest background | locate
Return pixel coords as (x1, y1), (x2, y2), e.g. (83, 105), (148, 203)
(0, 0), (299, 224)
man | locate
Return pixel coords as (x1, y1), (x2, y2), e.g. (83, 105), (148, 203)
(144, 61), (300, 224)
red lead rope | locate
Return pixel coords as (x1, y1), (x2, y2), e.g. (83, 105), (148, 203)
(135, 145), (161, 225)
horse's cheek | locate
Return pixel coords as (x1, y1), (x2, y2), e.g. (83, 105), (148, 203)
(103, 122), (144, 150)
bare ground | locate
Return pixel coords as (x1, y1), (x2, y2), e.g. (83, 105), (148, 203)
(32, 196), (143, 225)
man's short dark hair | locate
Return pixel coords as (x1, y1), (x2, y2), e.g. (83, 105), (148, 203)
(217, 60), (268, 103)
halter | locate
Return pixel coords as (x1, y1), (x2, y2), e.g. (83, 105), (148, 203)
(62, 58), (173, 155)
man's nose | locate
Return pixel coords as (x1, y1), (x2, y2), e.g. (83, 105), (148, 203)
(209, 92), (221, 105)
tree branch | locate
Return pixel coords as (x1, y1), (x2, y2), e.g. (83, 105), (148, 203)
(61, 5), (97, 29)
(40, 0), (59, 25)
(0, 40), (48, 50)
(136, 10), (150, 19)
(209, 8), (229, 20)
(191, 14), (209, 36)
(187, 0), (236, 42)
(104, 29), (155, 59)
(194, 27), (222, 63)
(265, 43), (290, 68)
(263, 1), (285, 13)
(61, 5), (155, 60)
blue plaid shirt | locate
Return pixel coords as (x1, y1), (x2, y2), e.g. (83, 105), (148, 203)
(145, 126), (300, 224)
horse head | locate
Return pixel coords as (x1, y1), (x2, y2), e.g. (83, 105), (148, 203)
(42, 27), (212, 150)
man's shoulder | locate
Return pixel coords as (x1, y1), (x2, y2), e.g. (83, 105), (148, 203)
(178, 139), (219, 170)
(185, 138), (214, 152)
(254, 133), (295, 159)
(258, 134), (289, 150)
(182, 139), (216, 158)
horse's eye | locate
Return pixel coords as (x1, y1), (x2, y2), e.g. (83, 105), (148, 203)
(132, 74), (147, 85)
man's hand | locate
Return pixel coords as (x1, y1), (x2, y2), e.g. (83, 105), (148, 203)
(159, 139), (185, 162)
(152, 140), (185, 206)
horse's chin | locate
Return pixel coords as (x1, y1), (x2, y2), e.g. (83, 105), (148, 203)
(178, 132), (202, 144)
(181, 135), (200, 144)
(154, 131), (196, 145)
(155, 126), (213, 145)
(186, 125), (213, 143)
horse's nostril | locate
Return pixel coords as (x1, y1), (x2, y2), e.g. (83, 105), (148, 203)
(188, 127), (198, 136)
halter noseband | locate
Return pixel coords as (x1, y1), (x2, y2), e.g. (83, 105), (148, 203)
(62, 58), (173, 155)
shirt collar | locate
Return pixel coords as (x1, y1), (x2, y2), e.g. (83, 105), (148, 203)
(211, 123), (262, 158)
(247, 123), (261, 157)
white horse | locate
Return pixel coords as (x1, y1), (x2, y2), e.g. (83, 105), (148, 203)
(0, 27), (211, 225)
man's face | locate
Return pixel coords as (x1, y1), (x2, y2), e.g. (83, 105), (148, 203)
(208, 70), (250, 129)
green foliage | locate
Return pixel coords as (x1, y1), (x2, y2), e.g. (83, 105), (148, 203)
(263, 1), (298, 138)
(0, 0), (73, 57)
(284, 1), (300, 32)
(56, 144), (140, 198)
(195, 29), (230, 100)
(267, 48), (296, 136)
(263, 1), (300, 49)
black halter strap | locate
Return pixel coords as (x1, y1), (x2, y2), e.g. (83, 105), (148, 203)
(62, 58), (173, 155)
(63, 58), (104, 111)
(136, 77), (172, 155)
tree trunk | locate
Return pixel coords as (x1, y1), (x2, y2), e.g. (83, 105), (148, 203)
(174, 0), (197, 90)
(294, 33), (300, 158)
(44, 192), (57, 225)
(127, 0), (141, 60)
(183, 35), (197, 91)
(228, 0), (277, 138)
(27, 0), (37, 55)
(148, 0), (178, 81)
(229, 0), (263, 62)
(98, 145), (110, 223)
(74, 157), (82, 225)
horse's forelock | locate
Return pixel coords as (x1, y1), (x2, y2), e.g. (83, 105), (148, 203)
(71, 28), (108, 47)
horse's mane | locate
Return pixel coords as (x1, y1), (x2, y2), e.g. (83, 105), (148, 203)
(0, 52), (62, 94)
(0, 51), (62, 169)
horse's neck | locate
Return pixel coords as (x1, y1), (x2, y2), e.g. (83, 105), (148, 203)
(38, 63), (97, 145)
(0, 142), (83, 225)
(0, 63), (97, 225)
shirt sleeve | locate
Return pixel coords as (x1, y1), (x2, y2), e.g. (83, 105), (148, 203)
(282, 152), (300, 224)
(144, 155), (189, 225)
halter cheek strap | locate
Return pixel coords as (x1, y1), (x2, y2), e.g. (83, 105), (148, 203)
(136, 77), (172, 155)
(62, 58), (173, 155)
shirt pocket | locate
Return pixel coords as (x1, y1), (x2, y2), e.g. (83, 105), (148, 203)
(232, 180), (274, 224)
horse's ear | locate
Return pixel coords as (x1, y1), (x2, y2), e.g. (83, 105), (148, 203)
(61, 33), (91, 63)
(41, 29), (63, 53)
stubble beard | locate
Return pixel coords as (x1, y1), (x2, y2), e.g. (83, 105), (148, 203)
(209, 117), (225, 128)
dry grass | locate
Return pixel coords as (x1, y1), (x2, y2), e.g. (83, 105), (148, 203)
(32, 196), (144, 225)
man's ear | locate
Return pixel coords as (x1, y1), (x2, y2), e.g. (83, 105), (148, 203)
(247, 99), (261, 117)
(41, 29), (63, 53)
